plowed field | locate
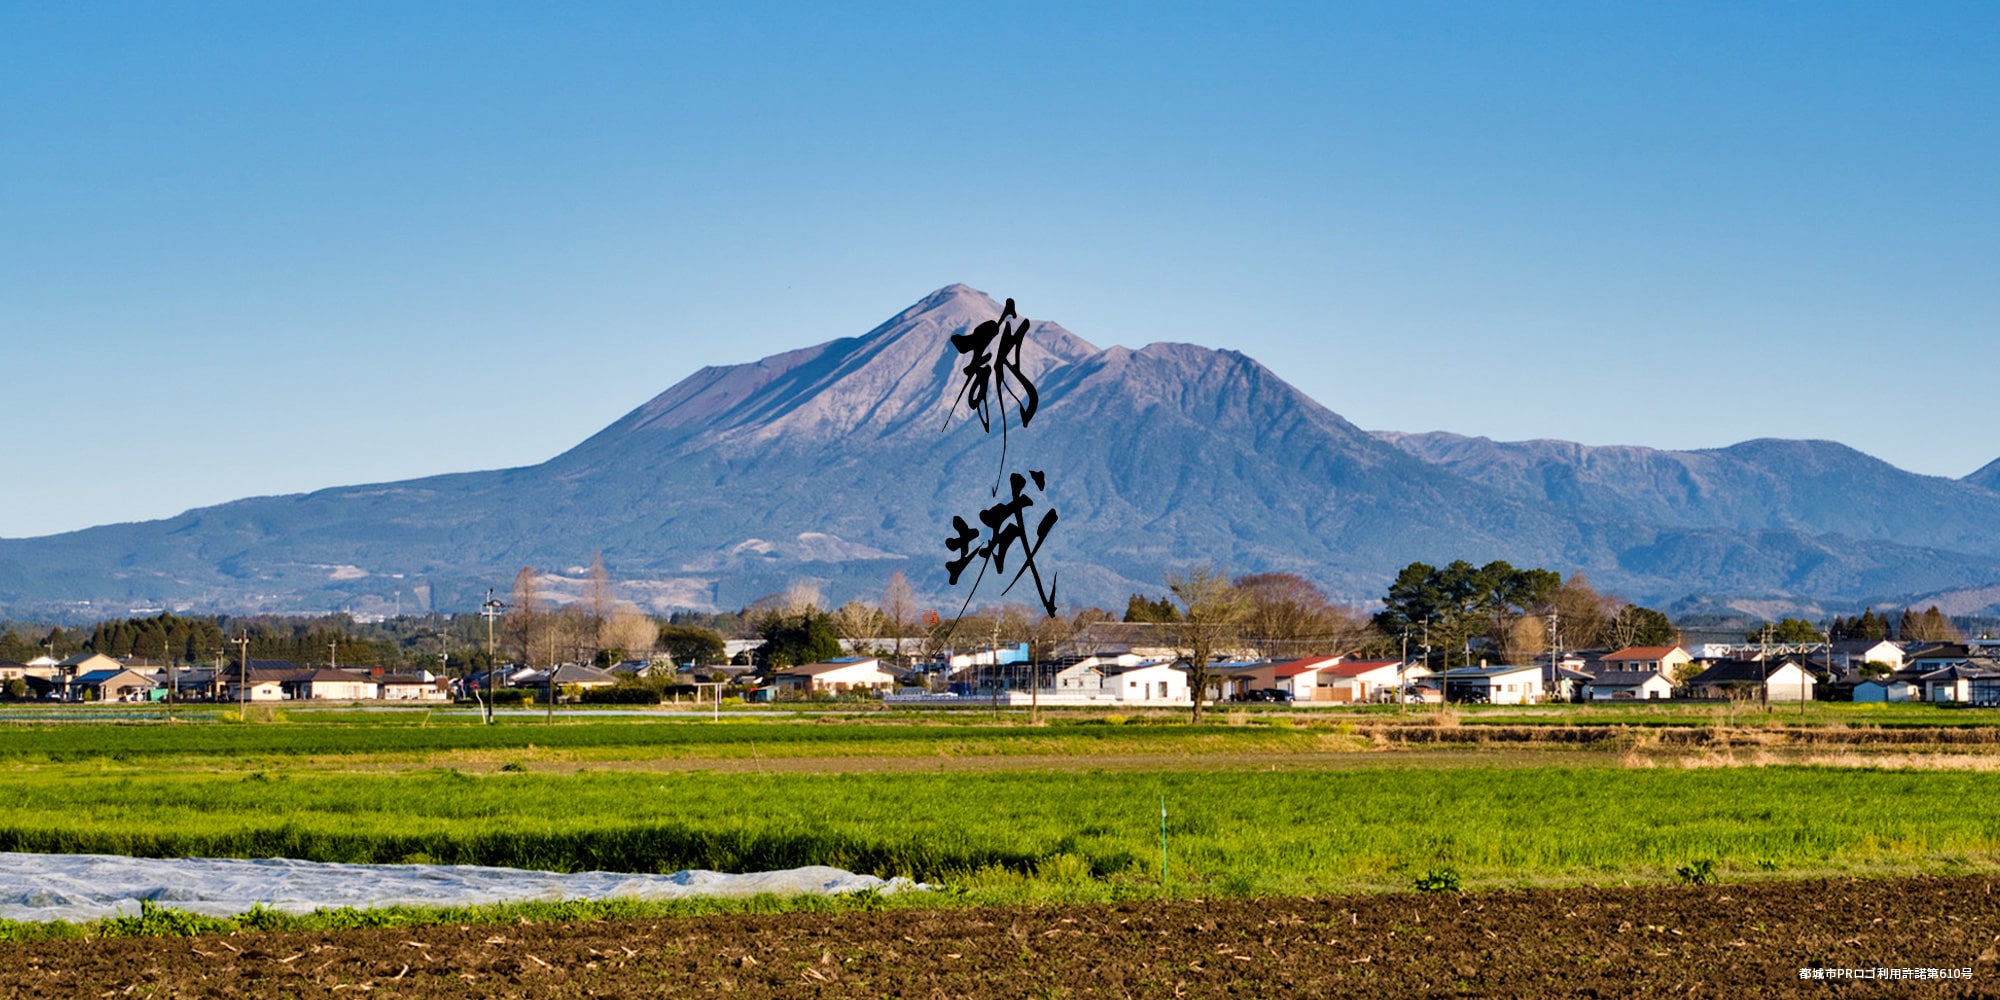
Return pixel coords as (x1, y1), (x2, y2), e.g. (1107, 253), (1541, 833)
(7, 875), (1998, 998)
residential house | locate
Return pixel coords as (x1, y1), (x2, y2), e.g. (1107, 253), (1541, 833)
(771, 657), (898, 695)
(1905, 643), (1976, 674)
(1584, 670), (1675, 701)
(1317, 659), (1408, 703)
(1441, 664), (1545, 705)
(281, 669), (379, 701)
(1598, 646), (1693, 677)
(172, 668), (224, 701)
(69, 668), (159, 702)
(1103, 661), (1189, 703)
(377, 673), (450, 701)
(1828, 640), (1906, 675)
(1685, 657), (1819, 701)
(1918, 661), (2000, 705)
(223, 667), (292, 702)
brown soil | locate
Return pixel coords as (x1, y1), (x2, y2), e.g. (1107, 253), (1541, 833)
(8, 876), (2000, 998)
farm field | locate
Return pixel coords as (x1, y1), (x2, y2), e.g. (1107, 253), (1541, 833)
(3, 713), (2000, 898)
(4, 710), (1999, 996)
(5, 875), (1996, 997)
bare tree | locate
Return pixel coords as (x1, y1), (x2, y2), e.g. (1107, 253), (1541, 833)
(831, 599), (883, 653)
(1168, 564), (1248, 722)
(1502, 615), (1547, 665)
(600, 604), (657, 660)
(780, 581), (824, 617)
(1235, 572), (1329, 658)
(586, 552), (613, 634)
(505, 567), (545, 667)
(881, 571), (916, 669)
(1544, 572), (1615, 650)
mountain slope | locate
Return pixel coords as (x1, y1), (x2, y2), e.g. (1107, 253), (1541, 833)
(1377, 431), (2000, 558)
(4, 285), (2000, 618)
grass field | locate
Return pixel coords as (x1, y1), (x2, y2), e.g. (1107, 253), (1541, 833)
(3, 711), (1999, 908)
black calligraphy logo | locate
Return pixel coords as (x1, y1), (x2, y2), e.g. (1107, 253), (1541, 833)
(942, 297), (1059, 618)
(945, 297), (1040, 496)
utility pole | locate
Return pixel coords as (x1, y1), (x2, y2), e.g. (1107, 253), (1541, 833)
(1422, 617), (1435, 712)
(1547, 609), (1561, 702)
(480, 590), (505, 725)
(232, 630), (251, 720)
(1760, 622), (1773, 713)
(1398, 631), (1408, 716)
(164, 635), (176, 719)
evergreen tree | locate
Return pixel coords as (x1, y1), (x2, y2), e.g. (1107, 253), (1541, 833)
(0, 630), (38, 663)
(752, 607), (842, 670)
(1908, 606), (1962, 642)
(1849, 608), (1890, 641)
(1897, 608), (1921, 641)
(1123, 594), (1180, 623)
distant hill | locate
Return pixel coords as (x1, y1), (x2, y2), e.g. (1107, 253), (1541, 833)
(5, 285), (2000, 619)
(1965, 456), (2000, 494)
(1374, 431), (2000, 557)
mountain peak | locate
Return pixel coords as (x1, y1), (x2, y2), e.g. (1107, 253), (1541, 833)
(580, 285), (1100, 451)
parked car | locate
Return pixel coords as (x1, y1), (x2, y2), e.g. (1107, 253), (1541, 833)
(1243, 688), (1293, 703)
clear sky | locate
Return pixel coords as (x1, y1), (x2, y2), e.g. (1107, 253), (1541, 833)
(5, 2), (1997, 539)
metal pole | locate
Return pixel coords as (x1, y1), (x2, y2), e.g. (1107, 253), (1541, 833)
(1398, 631), (1408, 716)
(481, 590), (505, 725)
(233, 630), (251, 720)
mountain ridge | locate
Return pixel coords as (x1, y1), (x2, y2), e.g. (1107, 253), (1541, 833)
(5, 285), (2000, 620)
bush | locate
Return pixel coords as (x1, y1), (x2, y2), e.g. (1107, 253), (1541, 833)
(581, 685), (663, 705)
(487, 689), (529, 707)
(1675, 859), (1719, 885)
(1414, 867), (1462, 893)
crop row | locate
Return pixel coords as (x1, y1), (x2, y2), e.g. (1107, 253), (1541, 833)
(4, 765), (1996, 895)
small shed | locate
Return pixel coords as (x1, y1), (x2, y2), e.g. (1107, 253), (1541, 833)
(1852, 678), (1917, 703)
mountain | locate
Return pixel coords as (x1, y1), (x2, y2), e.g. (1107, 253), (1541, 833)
(1375, 432), (2000, 557)
(5, 285), (2000, 620)
(1965, 456), (2000, 494)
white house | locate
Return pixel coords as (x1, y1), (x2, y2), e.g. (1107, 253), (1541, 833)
(283, 669), (379, 701)
(1584, 670), (1675, 701)
(378, 674), (450, 701)
(1441, 664), (1545, 705)
(1829, 640), (1906, 674)
(772, 657), (898, 695)
(1318, 659), (1407, 703)
(1106, 661), (1190, 703)
(1686, 658), (1819, 701)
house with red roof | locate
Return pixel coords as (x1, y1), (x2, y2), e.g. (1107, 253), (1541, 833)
(1320, 659), (1414, 703)
(1221, 656), (1342, 701)
(1598, 646), (1693, 676)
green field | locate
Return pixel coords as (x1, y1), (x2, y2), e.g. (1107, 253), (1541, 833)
(2, 712), (1998, 909)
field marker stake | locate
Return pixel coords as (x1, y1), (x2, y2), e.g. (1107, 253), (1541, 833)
(1159, 794), (1168, 889)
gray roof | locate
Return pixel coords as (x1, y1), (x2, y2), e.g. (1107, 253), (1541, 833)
(1589, 670), (1673, 687)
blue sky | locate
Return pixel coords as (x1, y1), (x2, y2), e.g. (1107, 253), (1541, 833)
(5, 2), (1997, 539)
